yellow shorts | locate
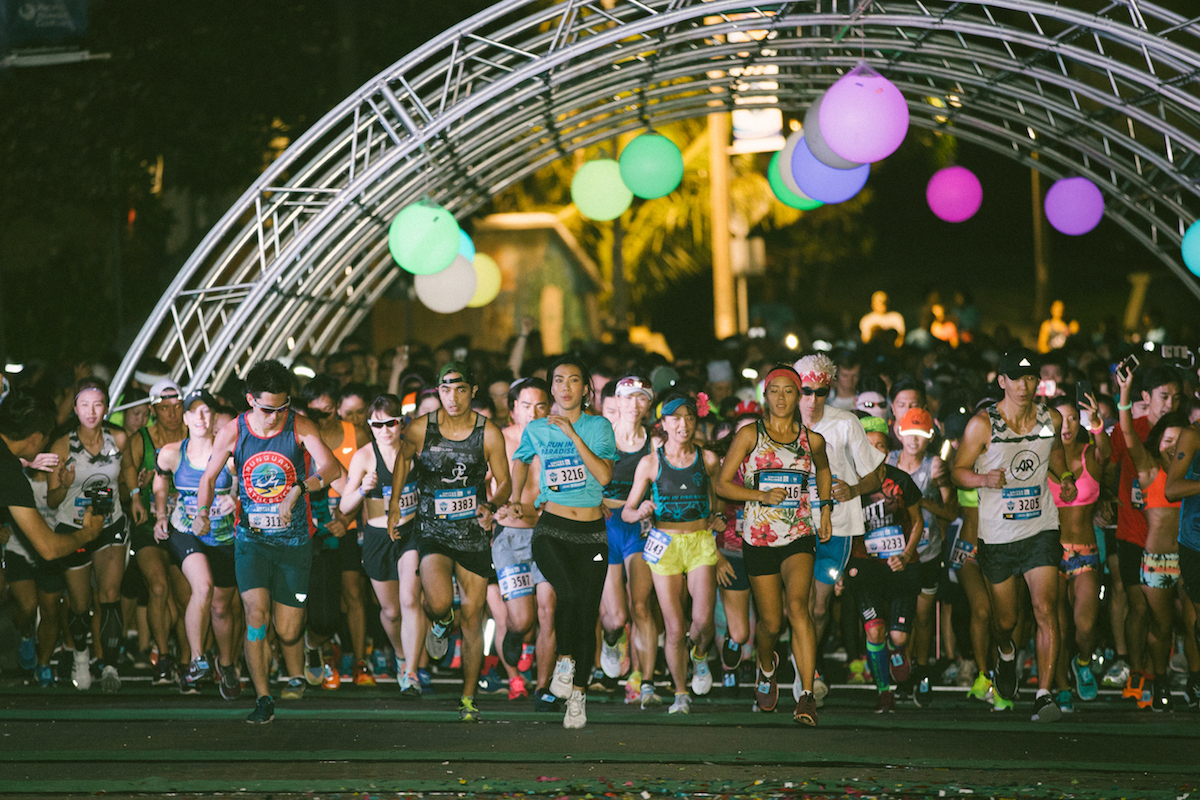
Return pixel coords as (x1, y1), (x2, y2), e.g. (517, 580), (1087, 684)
(644, 528), (719, 576)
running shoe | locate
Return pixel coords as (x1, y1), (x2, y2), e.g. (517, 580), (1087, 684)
(246, 695), (275, 724)
(534, 687), (563, 712)
(370, 647), (391, 677)
(508, 673), (529, 700)
(417, 668), (433, 694)
(991, 693), (1014, 712)
(180, 659), (205, 695)
(600, 633), (623, 679)
(812, 671), (828, 708)
(1150, 679), (1171, 712)
(399, 671), (422, 699)
(1031, 692), (1062, 723)
(101, 664), (121, 694)
(1072, 656), (1098, 701)
(1056, 688), (1075, 714)
(793, 691), (818, 726)
(912, 672), (933, 708)
(1123, 671), (1147, 701)
(281, 676), (306, 700)
(502, 630), (524, 670)
(754, 653), (779, 712)
(321, 661), (340, 691)
(889, 647), (912, 685)
(458, 695), (481, 722)
(36, 665), (54, 688)
(1102, 658), (1130, 689)
(721, 639), (742, 671)
(479, 666), (507, 695)
(875, 690), (896, 713)
(517, 644), (535, 674)
(846, 656), (868, 685)
(563, 689), (587, 729)
(993, 645), (1018, 701)
(353, 660), (376, 687)
(722, 670), (737, 689)
(304, 646), (324, 686)
(71, 649), (92, 691)
(151, 653), (174, 687)
(550, 656), (576, 698)
(668, 693), (692, 715)
(639, 683), (663, 709)
(955, 658), (977, 688)
(425, 612), (453, 660)
(1185, 675), (1200, 709)
(968, 672), (993, 702)
(624, 670), (642, 704)
(18, 636), (36, 671)
(218, 662), (242, 701)
(690, 648), (713, 696)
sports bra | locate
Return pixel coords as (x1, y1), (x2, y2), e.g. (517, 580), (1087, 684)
(1143, 468), (1180, 510)
(1050, 444), (1101, 508)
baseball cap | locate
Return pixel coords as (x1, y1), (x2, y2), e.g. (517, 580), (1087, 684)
(651, 366), (680, 396)
(437, 361), (475, 387)
(860, 415), (889, 435)
(998, 349), (1039, 379)
(183, 389), (216, 411)
(150, 378), (182, 404)
(898, 407), (935, 438)
(942, 407), (972, 441)
(614, 376), (654, 401)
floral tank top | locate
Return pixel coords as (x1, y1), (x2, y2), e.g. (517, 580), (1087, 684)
(741, 419), (816, 547)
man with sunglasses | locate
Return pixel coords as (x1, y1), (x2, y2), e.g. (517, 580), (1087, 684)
(194, 359), (341, 724)
(386, 361), (511, 722)
(793, 353), (886, 706)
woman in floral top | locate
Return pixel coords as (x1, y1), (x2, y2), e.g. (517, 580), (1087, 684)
(716, 364), (832, 726)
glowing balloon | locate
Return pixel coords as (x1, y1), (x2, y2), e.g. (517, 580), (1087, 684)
(458, 229), (475, 262)
(778, 130), (839, 201)
(1044, 177), (1104, 236)
(926, 166), (983, 223)
(819, 61), (910, 164)
(1182, 220), (1200, 277)
(618, 132), (684, 199)
(790, 137), (870, 204)
(571, 159), (633, 221)
(467, 253), (502, 308)
(388, 201), (461, 275)
(803, 93), (861, 170)
(414, 254), (476, 314)
(767, 151), (823, 211)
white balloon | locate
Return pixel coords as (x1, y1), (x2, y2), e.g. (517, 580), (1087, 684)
(804, 93), (862, 170)
(414, 254), (477, 314)
(778, 130), (822, 203)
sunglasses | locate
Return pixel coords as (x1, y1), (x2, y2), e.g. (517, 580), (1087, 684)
(254, 399), (291, 415)
(154, 395), (182, 406)
(801, 387), (831, 397)
(369, 418), (400, 429)
(858, 400), (884, 409)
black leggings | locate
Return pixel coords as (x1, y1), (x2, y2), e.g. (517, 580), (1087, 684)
(532, 524), (607, 684)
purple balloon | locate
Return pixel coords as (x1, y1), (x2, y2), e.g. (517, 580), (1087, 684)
(1044, 177), (1104, 236)
(819, 62), (910, 164)
(926, 166), (983, 223)
(790, 136), (870, 204)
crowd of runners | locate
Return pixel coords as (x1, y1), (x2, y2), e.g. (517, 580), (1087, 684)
(2, 303), (1200, 728)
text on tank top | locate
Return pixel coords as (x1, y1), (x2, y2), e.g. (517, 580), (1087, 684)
(233, 410), (313, 545)
(172, 438), (235, 544)
(741, 419), (816, 547)
(974, 404), (1059, 544)
(415, 411), (490, 550)
(886, 451), (943, 561)
(651, 445), (711, 524)
(58, 428), (124, 528)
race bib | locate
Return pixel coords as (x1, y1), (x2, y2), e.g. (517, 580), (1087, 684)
(498, 563), (535, 599)
(950, 537), (975, 570)
(245, 502), (285, 533)
(1002, 485), (1042, 520)
(735, 508), (744, 533)
(642, 528), (672, 564)
(545, 455), (587, 493)
(864, 525), (906, 558)
(1130, 477), (1145, 511)
(758, 470), (808, 509)
(434, 488), (477, 520)
(396, 482), (418, 516)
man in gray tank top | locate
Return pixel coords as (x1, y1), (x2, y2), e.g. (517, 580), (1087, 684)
(952, 349), (1076, 724)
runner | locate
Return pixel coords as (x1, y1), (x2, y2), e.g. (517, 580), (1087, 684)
(194, 359), (342, 724)
(505, 355), (617, 729)
(952, 349), (1074, 723)
(386, 361), (511, 723)
(1164, 402), (1200, 709)
(622, 390), (724, 714)
(152, 389), (241, 697)
(714, 363), (833, 726)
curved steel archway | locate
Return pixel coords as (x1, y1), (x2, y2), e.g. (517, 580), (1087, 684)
(114, 0), (1200, 396)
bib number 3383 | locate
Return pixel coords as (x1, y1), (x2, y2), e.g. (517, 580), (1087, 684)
(434, 488), (477, 520)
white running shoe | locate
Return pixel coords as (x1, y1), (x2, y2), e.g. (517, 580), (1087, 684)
(100, 664), (121, 694)
(550, 657), (576, 699)
(690, 650), (713, 696)
(563, 689), (587, 729)
(600, 638), (622, 679)
(668, 693), (692, 714)
(812, 674), (829, 708)
(72, 650), (92, 691)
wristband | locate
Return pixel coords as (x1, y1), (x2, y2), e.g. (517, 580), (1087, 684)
(316, 473), (325, 490)
(358, 486), (367, 497)
(1061, 471), (1075, 482)
(297, 480), (308, 496)
(1087, 424), (1103, 434)
(130, 487), (141, 497)
(1117, 400), (1133, 411)
(481, 501), (497, 513)
(196, 505), (210, 516)
(813, 499), (829, 509)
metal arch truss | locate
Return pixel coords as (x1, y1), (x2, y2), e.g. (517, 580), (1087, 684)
(113, 0), (1200, 396)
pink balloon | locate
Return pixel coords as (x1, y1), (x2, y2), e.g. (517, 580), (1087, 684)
(819, 61), (910, 164)
(926, 166), (983, 223)
(1044, 177), (1104, 236)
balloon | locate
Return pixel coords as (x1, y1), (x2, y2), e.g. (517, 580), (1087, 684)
(1183, 220), (1200, 277)
(819, 61), (910, 164)
(458, 229), (475, 262)
(414, 254), (477, 314)
(1044, 177), (1104, 236)
(618, 132), (684, 199)
(388, 201), (461, 276)
(926, 166), (983, 223)
(790, 136), (870, 204)
(767, 151), (823, 211)
(803, 94), (861, 170)
(467, 253), (501, 307)
(778, 130), (838, 201)
(571, 159), (633, 221)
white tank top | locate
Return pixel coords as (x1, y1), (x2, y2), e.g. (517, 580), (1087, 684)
(55, 428), (125, 529)
(975, 404), (1059, 544)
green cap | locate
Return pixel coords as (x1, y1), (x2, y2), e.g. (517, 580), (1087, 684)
(437, 361), (475, 387)
(860, 415), (889, 435)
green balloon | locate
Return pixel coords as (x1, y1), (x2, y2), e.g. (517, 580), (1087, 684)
(619, 132), (685, 199)
(388, 201), (461, 275)
(768, 151), (823, 211)
(571, 159), (633, 221)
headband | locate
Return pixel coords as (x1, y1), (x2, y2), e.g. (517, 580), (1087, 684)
(763, 367), (803, 392)
(656, 392), (710, 421)
(797, 369), (833, 386)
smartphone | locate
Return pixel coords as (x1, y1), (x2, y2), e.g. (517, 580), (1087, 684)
(1161, 345), (1195, 367)
(1076, 380), (1093, 405)
(1115, 354), (1140, 381)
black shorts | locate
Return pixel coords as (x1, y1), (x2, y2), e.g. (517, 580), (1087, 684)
(742, 536), (816, 577)
(165, 527), (237, 589)
(717, 549), (750, 591)
(1116, 537), (1145, 590)
(846, 556), (920, 633)
(916, 556), (943, 595)
(52, 519), (128, 570)
(977, 529), (1061, 584)
(417, 536), (495, 580)
(362, 521), (418, 583)
(1180, 543), (1200, 602)
(2, 545), (36, 584)
(315, 533), (365, 575)
(129, 520), (161, 556)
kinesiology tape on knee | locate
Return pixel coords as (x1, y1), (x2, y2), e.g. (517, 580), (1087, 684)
(99, 603), (123, 662)
(68, 609), (93, 649)
(247, 624), (268, 642)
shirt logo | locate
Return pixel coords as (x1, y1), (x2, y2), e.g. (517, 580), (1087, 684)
(1009, 449), (1040, 481)
(243, 452), (298, 504)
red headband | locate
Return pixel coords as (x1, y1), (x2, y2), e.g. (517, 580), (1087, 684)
(797, 370), (833, 386)
(764, 368), (803, 392)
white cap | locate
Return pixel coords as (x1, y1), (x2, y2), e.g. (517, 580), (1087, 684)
(150, 378), (181, 403)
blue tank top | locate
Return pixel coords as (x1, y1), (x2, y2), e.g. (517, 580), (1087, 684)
(415, 412), (490, 551)
(171, 438), (235, 545)
(651, 445), (711, 524)
(604, 435), (650, 501)
(233, 410), (312, 546)
(1180, 449), (1200, 551)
